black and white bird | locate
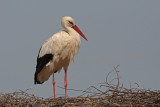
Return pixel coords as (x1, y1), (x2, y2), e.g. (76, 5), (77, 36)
(34, 16), (88, 99)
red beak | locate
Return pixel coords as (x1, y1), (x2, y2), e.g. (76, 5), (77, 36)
(72, 25), (88, 41)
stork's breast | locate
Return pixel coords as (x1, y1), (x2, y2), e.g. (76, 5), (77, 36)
(66, 39), (81, 61)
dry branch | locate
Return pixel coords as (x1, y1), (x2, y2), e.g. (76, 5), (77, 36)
(1, 65), (160, 107)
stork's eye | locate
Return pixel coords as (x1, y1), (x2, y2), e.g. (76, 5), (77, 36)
(68, 21), (73, 25)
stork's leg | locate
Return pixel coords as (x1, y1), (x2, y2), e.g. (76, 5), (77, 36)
(64, 69), (67, 99)
(52, 70), (55, 99)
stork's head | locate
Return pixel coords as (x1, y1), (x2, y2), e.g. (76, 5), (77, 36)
(61, 16), (88, 41)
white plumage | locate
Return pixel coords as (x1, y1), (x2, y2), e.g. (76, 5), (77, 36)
(37, 30), (81, 82)
(34, 16), (88, 99)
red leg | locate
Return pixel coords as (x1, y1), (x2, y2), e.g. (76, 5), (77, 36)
(64, 69), (67, 99)
(52, 70), (55, 99)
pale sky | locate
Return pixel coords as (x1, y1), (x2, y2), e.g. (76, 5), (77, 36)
(0, 0), (160, 98)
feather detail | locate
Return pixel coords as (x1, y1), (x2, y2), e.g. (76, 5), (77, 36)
(34, 53), (53, 84)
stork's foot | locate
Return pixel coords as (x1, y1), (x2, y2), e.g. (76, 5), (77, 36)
(64, 69), (67, 99)
(53, 70), (56, 99)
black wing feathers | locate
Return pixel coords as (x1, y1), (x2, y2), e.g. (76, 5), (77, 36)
(34, 48), (54, 84)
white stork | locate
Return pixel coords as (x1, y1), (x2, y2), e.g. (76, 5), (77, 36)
(34, 16), (88, 99)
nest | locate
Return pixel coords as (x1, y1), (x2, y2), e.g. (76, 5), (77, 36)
(1, 66), (160, 107)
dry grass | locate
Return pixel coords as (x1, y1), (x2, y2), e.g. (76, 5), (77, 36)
(1, 65), (160, 107)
